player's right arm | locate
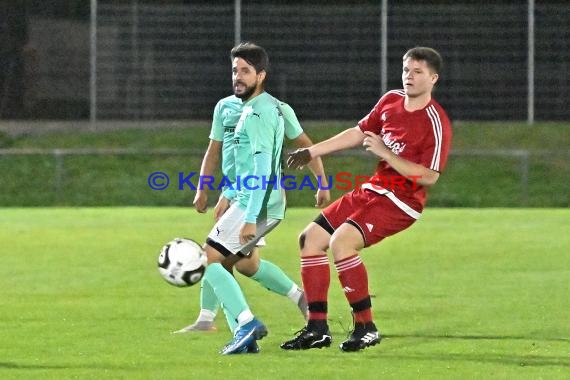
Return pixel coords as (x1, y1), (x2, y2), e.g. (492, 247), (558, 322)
(195, 100), (226, 213)
(193, 139), (221, 213)
(287, 126), (364, 169)
(287, 92), (395, 169)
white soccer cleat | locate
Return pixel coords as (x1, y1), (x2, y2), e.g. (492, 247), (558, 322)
(172, 320), (217, 333)
(297, 290), (309, 321)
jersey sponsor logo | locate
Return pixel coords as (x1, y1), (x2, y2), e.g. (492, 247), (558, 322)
(381, 131), (406, 154)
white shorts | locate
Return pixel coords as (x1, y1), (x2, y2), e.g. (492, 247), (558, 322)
(226, 198), (265, 247)
(206, 203), (280, 256)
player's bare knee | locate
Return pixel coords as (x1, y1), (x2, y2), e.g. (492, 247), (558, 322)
(298, 231), (307, 249)
(330, 233), (360, 261)
(299, 228), (330, 256)
(204, 245), (224, 264)
(235, 255), (259, 277)
(329, 234), (342, 253)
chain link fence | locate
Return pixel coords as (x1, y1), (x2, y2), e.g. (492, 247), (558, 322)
(91, 1), (568, 121)
(4, 1), (567, 121)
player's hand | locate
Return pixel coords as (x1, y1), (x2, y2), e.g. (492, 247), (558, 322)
(287, 148), (312, 169)
(213, 195), (230, 221)
(315, 188), (330, 208)
(363, 131), (390, 159)
(193, 191), (208, 213)
(239, 223), (257, 245)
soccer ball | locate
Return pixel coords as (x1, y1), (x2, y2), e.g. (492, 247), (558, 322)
(157, 237), (207, 287)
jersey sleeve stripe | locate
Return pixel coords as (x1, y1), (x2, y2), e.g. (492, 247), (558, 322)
(426, 105), (443, 171)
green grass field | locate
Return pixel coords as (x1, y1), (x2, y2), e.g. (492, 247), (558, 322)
(1, 207), (569, 379)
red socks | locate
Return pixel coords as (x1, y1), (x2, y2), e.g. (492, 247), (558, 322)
(301, 253), (373, 325)
(301, 255), (330, 321)
(335, 254), (373, 324)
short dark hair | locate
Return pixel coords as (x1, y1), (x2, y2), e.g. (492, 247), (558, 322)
(403, 47), (443, 74)
(230, 42), (269, 74)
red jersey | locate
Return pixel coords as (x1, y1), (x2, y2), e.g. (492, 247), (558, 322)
(358, 89), (452, 218)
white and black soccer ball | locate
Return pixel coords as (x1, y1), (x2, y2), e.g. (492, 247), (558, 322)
(157, 238), (207, 287)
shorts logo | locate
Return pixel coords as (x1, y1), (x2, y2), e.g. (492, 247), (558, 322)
(365, 223), (374, 232)
(216, 227), (222, 236)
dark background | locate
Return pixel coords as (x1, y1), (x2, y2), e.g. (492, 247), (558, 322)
(1, 0), (568, 121)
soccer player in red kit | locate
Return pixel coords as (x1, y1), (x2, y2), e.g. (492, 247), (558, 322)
(282, 47), (452, 352)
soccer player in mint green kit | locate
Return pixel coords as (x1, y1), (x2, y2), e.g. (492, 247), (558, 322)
(200, 42), (319, 355)
(176, 91), (329, 336)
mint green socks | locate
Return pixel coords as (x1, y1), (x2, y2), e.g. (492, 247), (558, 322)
(251, 259), (296, 296)
(203, 263), (250, 324)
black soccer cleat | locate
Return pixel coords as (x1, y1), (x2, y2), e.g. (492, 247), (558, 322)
(280, 326), (332, 350)
(339, 322), (381, 352)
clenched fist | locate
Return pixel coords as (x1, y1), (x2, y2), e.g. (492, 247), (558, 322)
(287, 148), (312, 169)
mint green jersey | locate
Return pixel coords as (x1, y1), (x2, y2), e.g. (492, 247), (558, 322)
(209, 93), (303, 185)
(209, 96), (241, 183)
(233, 92), (286, 221)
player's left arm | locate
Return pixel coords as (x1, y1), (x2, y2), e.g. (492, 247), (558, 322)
(362, 131), (440, 186)
(239, 150), (271, 244)
(240, 111), (275, 244)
